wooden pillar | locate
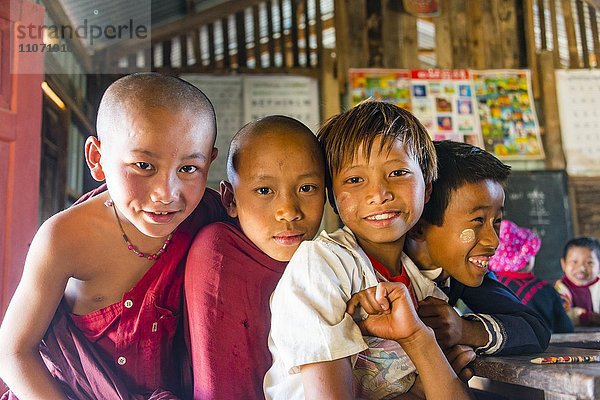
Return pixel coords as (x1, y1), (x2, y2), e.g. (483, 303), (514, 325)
(468, 0), (486, 69)
(449, 1), (470, 68)
(319, 48), (342, 232)
(561, 0), (581, 68)
(435, 0), (454, 68)
(523, 0), (540, 97)
(539, 50), (566, 170)
(334, 0), (367, 93)
(381, 0), (417, 69)
(481, 1), (501, 69)
(382, 0), (401, 68)
(496, 0), (522, 69)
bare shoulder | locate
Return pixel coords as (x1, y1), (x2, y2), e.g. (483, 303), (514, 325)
(32, 193), (112, 278)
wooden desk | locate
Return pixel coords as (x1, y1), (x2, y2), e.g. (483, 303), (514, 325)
(471, 345), (600, 400)
(551, 329), (600, 350)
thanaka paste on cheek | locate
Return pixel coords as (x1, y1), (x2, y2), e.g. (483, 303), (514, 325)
(459, 229), (475, 243)
(335, 192), (357, 214)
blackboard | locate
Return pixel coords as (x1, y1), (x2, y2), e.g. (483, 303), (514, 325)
(503, 171), (573, 282)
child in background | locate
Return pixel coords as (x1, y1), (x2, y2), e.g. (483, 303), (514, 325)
(0, 73), (226, 399)
(265, 101), (473, 400)
(184, 116), (326, 399)
(404, 141), (550, 356)
(489, 220), (573, 333)
(555, 237), (600, 326)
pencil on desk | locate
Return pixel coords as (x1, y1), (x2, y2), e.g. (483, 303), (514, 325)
(530, 355), (600, 364)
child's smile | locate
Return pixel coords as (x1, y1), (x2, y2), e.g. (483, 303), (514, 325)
(332, 136), (428, 268)
(419, 179), (504, 287)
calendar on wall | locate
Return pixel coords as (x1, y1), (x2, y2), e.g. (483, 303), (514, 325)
(555, 69), (600, 176)
(243, 75), (321, 133)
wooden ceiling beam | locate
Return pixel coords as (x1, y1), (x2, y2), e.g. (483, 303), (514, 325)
(96, 0), (266, 63)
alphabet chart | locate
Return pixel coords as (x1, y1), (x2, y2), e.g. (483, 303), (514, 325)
(555, 69), (600, 176)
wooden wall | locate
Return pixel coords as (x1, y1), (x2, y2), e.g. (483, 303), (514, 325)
(93, 0), (600, 237)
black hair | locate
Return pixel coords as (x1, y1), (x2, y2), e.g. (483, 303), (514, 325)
(421, 140), (511, 226)
(563, 237), (600, 260)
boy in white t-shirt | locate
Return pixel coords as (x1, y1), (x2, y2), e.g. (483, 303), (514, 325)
(264, 101), (473, 400)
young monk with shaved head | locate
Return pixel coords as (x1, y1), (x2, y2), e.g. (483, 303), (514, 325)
(0, 73), (227, 399)
(184, 115), (326, 399)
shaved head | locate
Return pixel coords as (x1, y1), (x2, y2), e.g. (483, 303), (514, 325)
(226, 115), (322, 183)
(96, 73), (216, 145)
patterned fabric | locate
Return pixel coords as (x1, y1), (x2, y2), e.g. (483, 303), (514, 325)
(354, 336), (416, 400)
(489, 220), (541, 273)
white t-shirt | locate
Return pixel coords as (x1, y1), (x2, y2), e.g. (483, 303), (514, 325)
(263, 227), (448, 400)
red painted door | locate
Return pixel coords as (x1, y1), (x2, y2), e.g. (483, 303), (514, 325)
(0, 0), (44, 320)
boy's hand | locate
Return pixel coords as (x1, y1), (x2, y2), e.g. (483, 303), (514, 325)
(350, 283), (426, 342)
(346, 283), (394, 317)
(444, 345), (476, 382)
(417, 297), (465, 348)
(586, 312), (600, 326)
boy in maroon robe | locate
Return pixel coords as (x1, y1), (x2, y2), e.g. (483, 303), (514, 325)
(184, 115), (326, 399)
(0, 73), (227, 399)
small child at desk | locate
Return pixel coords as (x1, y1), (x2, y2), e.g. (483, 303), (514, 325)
(555, 236), (600, 326)
(489, 220), (573, 333)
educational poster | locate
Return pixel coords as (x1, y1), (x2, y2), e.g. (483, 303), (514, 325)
(410, 69), (482, 146)
(243, 75), (320, 132)
(555, 69), (600, 176)
(349, 69), (412, 111)
(181, 75), (243, 189)
(471, 70), (544, 160)
(349, 68), (483, 147)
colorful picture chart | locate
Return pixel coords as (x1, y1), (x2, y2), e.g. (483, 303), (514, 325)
(243, 75), (320, 132)
(410, 69), (482, 145)
(349, 68), (483, 146)
(181, 75), (243, 189)
(349, 69), (412, 111)
(471, 70), (544, 160)
(555, 69), (600, 176)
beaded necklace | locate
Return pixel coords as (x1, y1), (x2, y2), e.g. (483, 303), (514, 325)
(105, 199), (173, 260)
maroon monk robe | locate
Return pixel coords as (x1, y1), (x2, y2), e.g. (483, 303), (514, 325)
(3, 184), (228, 400)
(185, 222), (287, 400)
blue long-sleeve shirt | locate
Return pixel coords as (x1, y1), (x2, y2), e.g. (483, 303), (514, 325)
(441, 272), (551, 355)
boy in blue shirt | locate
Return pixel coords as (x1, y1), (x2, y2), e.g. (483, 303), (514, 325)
(405, 140), (551, 356)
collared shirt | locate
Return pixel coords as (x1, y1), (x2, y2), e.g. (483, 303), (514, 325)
(366, 253), (418, 307)
(264, 227), (447, 400)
